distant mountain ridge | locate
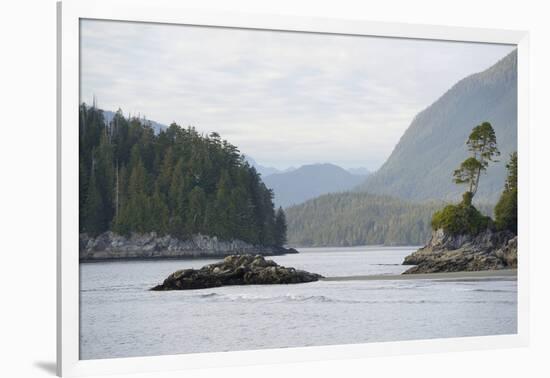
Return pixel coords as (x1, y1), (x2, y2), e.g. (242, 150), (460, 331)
(358, 50), (517, 203)
(244, 156), (296, 177)
(262, 163), (367, 208)
(347, 167), (371, 176)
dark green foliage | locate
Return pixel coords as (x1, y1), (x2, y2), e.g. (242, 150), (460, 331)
(431, 122), (500, 236)
(495, 152), (518, 233)
(274, 207), (287, 246)
(431, 202), (492, 236)
(453, 121), (500, 198)
(79, 104), (285, 246)
(453, 157), (484, 195)
(285, 192), (444, 247)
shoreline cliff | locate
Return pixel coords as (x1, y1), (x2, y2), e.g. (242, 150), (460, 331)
(79, 232), (298, 262)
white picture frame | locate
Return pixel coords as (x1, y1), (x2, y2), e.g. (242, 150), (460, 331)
(57, 1), (530, 376)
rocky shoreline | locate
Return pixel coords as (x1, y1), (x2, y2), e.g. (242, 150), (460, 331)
(402, 228), (517, 274)
(79, 232), (298, 261)
(151, 254), (323, 290)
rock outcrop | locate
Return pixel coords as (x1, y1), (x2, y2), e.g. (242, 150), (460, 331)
(151, 254), (323, 290)
(402, 228), (517, 274)
(79, 232), (298, 261)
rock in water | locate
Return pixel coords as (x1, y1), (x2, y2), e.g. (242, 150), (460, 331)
(151, 255), (323, 290)
(402, 228), (517, 274)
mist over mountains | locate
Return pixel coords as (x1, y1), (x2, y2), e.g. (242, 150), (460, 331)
(357, 50), (517, 204)
(261, 163), (368, 209)
(285, 50), (517, 246)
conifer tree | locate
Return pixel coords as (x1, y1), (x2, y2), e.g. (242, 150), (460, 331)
(453, 122), (500, 203)
(274, 207), (288, 247)
(79, 104), (285, 246)
(495, 152), (518, 233)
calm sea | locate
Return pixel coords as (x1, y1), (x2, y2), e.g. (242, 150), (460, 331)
(79, 246), (517, 360)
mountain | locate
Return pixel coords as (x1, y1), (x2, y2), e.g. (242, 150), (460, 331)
(285, 192), (443, 247)
(347, 167), (371, 176)
(358, 50), (517, 203)
(244, 155), (296, 177)
(103, 110), (167, 134)
(262, 163), (367, 208)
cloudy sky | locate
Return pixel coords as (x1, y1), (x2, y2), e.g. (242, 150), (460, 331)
(80, 19), (515, 171)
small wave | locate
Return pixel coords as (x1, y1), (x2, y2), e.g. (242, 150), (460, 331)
(198, 292), (219, 298)
(182, 292), (517, 306)
(187, 292), (362, 304)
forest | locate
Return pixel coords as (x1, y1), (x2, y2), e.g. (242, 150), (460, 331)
(285, 191), (495, 247)
(79, 104), (287, 247)
(286, 192), (441, 246)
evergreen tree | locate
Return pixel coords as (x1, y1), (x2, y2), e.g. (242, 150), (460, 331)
(150, 186), (169, 234)
(84, 169), (106, 235)
(453, 122), (500, 202)
(495, 152), (518, 233)
(186, 186), (206, 234)
(79, 104), (283, 246)
(432, 122), (499, 235)
(274, 207), (287, 247)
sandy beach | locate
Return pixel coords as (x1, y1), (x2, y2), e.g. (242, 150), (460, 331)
(322, 269), (517, 282)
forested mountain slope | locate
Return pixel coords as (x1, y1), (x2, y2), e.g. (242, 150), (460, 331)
(358, 50), (517, 203)
(285, 192), (444, 246)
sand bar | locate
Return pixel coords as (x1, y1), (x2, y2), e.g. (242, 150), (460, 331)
(322, 269), (517, 282)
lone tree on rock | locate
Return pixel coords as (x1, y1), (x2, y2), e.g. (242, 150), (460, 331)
(431, 122), (499, 236)
(453, 122), (500, 204)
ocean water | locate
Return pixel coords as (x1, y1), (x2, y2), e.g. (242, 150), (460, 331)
(79, 246), (517, 360)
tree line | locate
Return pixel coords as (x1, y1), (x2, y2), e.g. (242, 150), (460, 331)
(285, 192), (448, 246)
(79, 104), (287, 247)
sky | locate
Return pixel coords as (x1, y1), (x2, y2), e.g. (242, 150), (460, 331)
(80, 19), (515, 171)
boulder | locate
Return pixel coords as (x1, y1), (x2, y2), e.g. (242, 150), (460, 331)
(151, 254), (322, 290)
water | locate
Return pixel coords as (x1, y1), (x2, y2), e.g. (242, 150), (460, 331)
(79, 246), (517, 360)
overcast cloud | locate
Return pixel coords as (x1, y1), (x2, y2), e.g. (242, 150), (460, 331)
(80, 19), (515, 170)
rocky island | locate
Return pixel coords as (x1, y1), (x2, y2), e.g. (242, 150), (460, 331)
(402, 228), (517, 274)
(151, 254), (323, 290)
(402, 123), (518, 275)
(80, 232), (298, 261)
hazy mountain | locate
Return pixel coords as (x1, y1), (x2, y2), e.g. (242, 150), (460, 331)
(103, 110), (167, 134)
(358, 50), (517, 203)
(262, 163), (367, 208)
(244, 156), (296, 177)
(347, 167), (371, 176)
